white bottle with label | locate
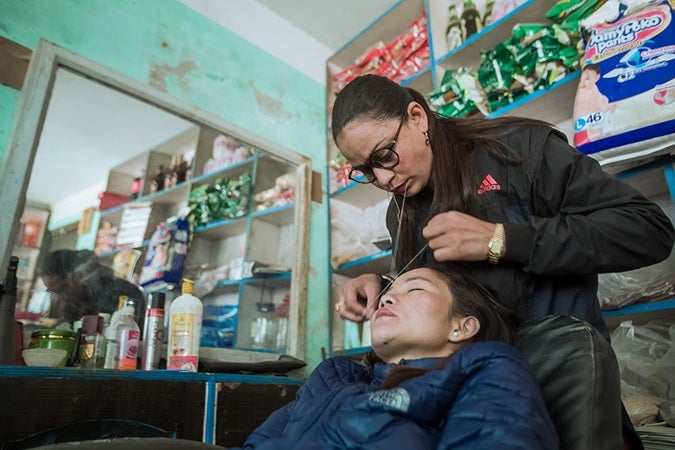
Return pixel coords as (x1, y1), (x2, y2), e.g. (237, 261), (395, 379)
(167, 279), (203, 372)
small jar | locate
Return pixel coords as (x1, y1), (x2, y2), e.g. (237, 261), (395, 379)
(29, 329), (77, 367)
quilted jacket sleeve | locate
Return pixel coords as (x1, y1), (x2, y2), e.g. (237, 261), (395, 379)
(239, 401), (295, 449)
(436, 344), (559, 450)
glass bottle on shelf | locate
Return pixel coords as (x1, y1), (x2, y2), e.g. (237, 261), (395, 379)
(250, 302), (278, 350)
(446, 4), (463, 51)
(460, 0), (482, 40)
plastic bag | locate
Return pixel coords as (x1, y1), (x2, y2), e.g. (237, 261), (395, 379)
(611, 320), (675, 401)
(599, 198), (675, 309)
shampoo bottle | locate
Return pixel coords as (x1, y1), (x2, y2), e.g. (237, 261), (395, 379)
(167, 279), (202, 372)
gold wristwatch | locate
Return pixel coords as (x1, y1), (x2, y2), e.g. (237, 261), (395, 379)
(487, 223), (506, 264)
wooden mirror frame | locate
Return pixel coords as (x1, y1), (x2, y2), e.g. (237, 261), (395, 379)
(0, 39), (310, 360)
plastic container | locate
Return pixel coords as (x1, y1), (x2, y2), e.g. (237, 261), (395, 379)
(167, 279), (202, 372)
(29, 329), (77, 367)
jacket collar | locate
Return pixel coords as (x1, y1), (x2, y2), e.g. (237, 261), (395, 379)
(371, 357), (447, 385)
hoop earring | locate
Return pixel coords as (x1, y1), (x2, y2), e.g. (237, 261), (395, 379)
(424, 131), (430, 146)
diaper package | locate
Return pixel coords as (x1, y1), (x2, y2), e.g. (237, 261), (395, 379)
(573, 0), (675, 156)
(139, 217), (190, 290)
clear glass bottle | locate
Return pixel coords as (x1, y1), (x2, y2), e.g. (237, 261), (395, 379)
(250, 302), (278, 350)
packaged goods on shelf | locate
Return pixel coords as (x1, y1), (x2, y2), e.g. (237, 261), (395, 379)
(478, 23), (579, 112)
(112, 249), (143, 281)
(430, 22), (579, 116)
(253, 172), (296, 211)
(429, 68), (489, 117)
(139, 216), (190, 290)
(203, 134), (253, 176)
(187, 173), (252, 227)
(331, 13), (429, 94)
(442, 0), (528, 54)
(330, 199), (390, 268)
(97, 191), (128, 211)
(201, 303), (237, 348)
(328, 152), (351, 192)
(94, 221), (119, 255)
(572, 0), (675, 156)
(116, 203), (152, 249)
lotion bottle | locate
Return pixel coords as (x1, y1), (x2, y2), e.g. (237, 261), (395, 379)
(167, 279), (202, 372)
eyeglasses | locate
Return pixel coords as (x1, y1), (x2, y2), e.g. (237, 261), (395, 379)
(348, 114), (406, 184)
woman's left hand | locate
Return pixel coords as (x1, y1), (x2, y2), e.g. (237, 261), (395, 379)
(422, 211), (496, 262)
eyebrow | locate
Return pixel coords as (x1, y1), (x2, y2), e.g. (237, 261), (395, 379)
(366, 119), (401, 158)
(383, 275), (435, 293)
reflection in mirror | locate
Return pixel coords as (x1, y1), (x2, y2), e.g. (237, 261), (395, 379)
(5, 45), (309, 362)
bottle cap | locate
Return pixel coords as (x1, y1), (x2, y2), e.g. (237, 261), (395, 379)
(181, 279), (194, 295)
(118, 295), (129, 310)
(148, 292), (166, 309)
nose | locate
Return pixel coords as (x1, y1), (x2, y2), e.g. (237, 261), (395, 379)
(372, 167), (395, 188)
(378, 292), (395, 309)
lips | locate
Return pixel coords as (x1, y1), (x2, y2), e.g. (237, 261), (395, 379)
(375, 307), (396, 319)
(393, 180), (409, 195)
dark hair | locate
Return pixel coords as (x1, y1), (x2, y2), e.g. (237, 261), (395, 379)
(331, 74), (561, 266)
(42, 250), (95, 276)
(583, 63), (601, 75)
(365, 264), (519, 389)
(42, 249), (114, 286)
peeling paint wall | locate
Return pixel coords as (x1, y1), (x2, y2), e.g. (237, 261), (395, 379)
(0, 0), (329, 372)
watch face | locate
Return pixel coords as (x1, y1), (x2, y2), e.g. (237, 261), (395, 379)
(489, 239), (504, 255)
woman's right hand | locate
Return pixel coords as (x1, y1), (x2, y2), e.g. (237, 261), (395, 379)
(337, 273), (384, 322)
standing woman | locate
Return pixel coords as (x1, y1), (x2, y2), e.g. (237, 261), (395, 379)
(332, 74), (674, 449)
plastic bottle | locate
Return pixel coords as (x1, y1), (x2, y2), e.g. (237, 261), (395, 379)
(104, 297), (135, 369)
(167, 279), (202, 372)
(141, 292), (165, 370)
(116, 307), (140, 370)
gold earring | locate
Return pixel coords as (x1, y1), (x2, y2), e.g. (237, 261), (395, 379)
(424, 131), (430, 145)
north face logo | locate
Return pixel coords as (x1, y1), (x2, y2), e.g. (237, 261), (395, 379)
(477, 174), (501, 195)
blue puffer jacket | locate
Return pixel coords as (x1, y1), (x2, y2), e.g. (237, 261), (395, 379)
(234, 342), (559, 450)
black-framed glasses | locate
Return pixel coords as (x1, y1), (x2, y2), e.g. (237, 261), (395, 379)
(348, 114), (406, 184)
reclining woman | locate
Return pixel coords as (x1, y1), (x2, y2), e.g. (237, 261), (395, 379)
(236, 266), (558, 450)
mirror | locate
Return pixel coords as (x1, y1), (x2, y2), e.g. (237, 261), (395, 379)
(0, 39), (311, 361)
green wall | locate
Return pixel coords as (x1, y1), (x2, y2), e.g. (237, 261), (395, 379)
(0, 84), (19, 160)
(0, 0), (329, 372)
